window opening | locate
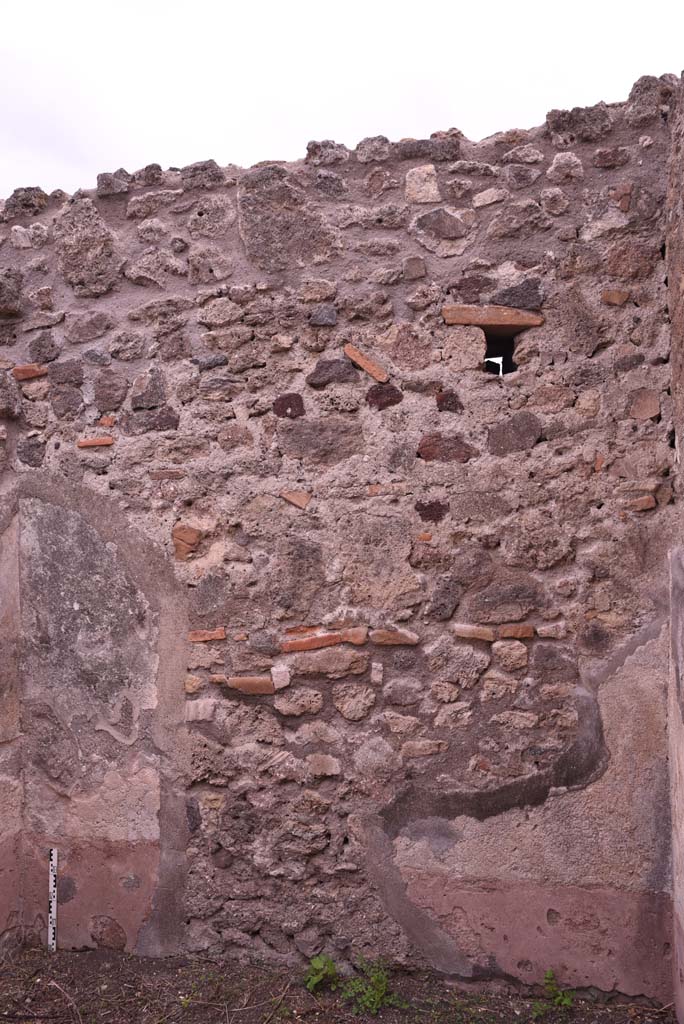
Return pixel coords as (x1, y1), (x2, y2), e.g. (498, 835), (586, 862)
(483, 327), (518, 375)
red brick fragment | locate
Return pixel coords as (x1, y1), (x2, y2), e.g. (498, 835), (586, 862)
(624, 494), (656, 512)
(188, 627), (226, 643)
(11, 363), (48, 382)
(99, 414), (117, 427)
(497, 623), (535, 639)
(76, 436), (115, 448)
(601, 289), (631, 306)
(370, 628), (419, 646)
(280, 626), (368, 653)
(343, 342), (389, 383)
(280, 490), (312, 510)
(172, 522), (203, 561)
(211, 675), (275, 695)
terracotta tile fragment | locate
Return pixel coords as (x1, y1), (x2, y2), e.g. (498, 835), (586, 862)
(451, 624), (496, 642)
(624, 494), (656, 512)
(76, 436), (115, 448)
(280, 626), (368, 653)
(172, 528), (201, 552)
(370, 628), (419, 646)
(497, 623), (535, 639)
(441, 304), (544, 329)
(11, 363), (48, 381)
(188, 627), (226, 643)
(225, 675), (275, 695)
(342, 342), (389, 383)
(99, 414), (116, 427)
(280, 490), (312, 510)
(601, 288), (631, 306)
(417, 531), (432, 542)
(173, 539), (194, 560)
(172, 522), (203, 560)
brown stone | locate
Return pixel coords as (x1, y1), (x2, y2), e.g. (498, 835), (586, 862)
(401, 739), (449, 758)
(418, 432), (477, 463)
(184, 675), (204, 694)
(306, 358), (358, 389)
(306, 753), (341, 776)
(488, 412), (542, 456)
(415, 499), (449, 523)
(343, 342), (389, 382)
(11, 363), (48, 381)
(627, 388), (660, 421)
(273, 691), (323, 718)
(290, 646), (369, 678)
(332, 683), (376, 721)
(436, 390), (464, 413)
(188, 627), (226, 642)
(492, 639), (528, 671)
(593, 146), (630, 169)
(366, 382), (403, 410)
(273, 393), (305, 419)
(277, 416), (361, 466)
(90, 915), (127, 951)
(441, 304), (544, 329)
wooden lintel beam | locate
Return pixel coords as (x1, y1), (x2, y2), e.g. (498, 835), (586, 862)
(441, 304), (544, 329)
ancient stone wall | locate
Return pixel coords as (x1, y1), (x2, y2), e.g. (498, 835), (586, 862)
(0, 72), (681, 1002)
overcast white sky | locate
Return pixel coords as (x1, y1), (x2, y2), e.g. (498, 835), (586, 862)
(1, 0), (683, 198)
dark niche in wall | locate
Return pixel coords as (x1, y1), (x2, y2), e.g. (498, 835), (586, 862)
(483, 326), (518, 376)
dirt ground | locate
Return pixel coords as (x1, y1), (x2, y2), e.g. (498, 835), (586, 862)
(0, 949), (675, 1024)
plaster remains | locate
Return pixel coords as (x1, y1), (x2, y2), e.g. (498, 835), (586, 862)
(1, 71), (684, 1010)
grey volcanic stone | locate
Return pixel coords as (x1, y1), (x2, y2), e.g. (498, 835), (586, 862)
(54, 198), (124, 296)
(0, 269), (22, 318)
(237, 165), (340, 271)
(3, 186), (49, 219)
(0, 372), (21, 419)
